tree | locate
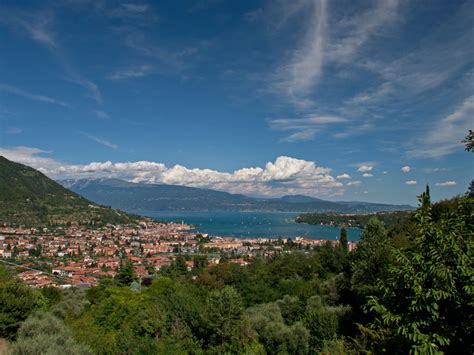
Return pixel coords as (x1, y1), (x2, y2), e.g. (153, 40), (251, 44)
(351, 218), (391, 292)
(115, 260), (136, 286)
(206, 286), (243, 348)
(462, 129), (474, 152)
(304, 307), (338, 350)
(244, 302), (310, 354)
(467, 180), (474, 198)
(339, 228), (348, 251)
(0, 268), (46, 340)
(364, 196), (474, 353)
(10, 312), (92, 355)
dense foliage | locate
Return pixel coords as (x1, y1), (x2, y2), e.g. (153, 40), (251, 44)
(0, 156), (138, 226)
(1, 192), (472, 353)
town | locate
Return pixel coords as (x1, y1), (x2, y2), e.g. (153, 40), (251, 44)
(0, 221), (356, 289)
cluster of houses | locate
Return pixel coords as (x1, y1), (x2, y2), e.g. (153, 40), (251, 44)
(0, 221), (357, 289)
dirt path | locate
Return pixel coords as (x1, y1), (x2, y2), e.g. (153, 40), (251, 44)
(0, 338), (8, 355)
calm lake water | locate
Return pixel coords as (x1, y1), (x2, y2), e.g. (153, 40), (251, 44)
(137, 211), (361, 241)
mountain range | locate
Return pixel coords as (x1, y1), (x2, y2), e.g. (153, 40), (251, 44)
(61, 178), (413, 213)
(0, 156), (138, 226)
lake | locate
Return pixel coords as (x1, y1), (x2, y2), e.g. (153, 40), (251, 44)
(137, 211), (361, 241)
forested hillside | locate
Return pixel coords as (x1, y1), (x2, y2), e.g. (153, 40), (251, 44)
(0, 156), (138, 226)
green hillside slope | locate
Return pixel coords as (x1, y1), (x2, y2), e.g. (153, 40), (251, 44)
(0, 156), (138, 226)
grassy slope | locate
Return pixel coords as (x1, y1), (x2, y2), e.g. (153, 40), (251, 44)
(0, 156), (138, 226)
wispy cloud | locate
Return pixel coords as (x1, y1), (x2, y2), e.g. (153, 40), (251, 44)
(405, 180), (417, 185)
(0, 9), (103, 105)
(326, 0), (399, 63)
(0, 83), (71, 108)
(269, 114), (347, 142)
(92, 110), (110, 119)
(82, 133), (118, 150)
(109, 3), (153, 21)
(353, 2), (473, 105)
(272, 0), (327, 101)
(408, 95), (474, 158)
(122, 31), (203, 75)
(333, 121), (375, 139)
(6, 126), (22, 135)
(347, 180), (361, 186)
(109, 64), (154, 80)
(435, 181), (456, 187)
(122, 4), (149, 13)
(271, 0), (399, 103)
(0, 9), (57, 49)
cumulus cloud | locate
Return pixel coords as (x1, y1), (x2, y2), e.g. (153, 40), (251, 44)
(362, 173), (373, 177)
(357, 165), (373, 173)
(435, 181), (456, 187)
(346, 180), (361, 186)
(405, 180), (417, 185)
(401, 165), (411, 173)
(336, 173), (351, 179)
(0, 147), (344, 197)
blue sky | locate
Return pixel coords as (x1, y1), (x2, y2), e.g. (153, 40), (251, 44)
(0, 0), (472, 205)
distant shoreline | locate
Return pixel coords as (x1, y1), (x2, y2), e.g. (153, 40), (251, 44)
(134, 210), (362, 241)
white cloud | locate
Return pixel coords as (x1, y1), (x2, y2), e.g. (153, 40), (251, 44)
(0, 148), (344, 197)
(326, 0), (400, 63)
(401, 165), (411, 173)
(347, 82), (395, 105)
(109, 65), (154, 80)
(362, 173), (373, 177)
(409, 95), (474, 158)
(273, 0), (327, 100)
(337, 173), (351, 179)
(346, 180), (361, 186)
(0, 83), (71, 108)
(435, 181), (456, 187)
(357, 165), (373, 173)
(272, 0), (399, 104)
(0, 147), (61, 174)
(405, 180), (417, 185)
